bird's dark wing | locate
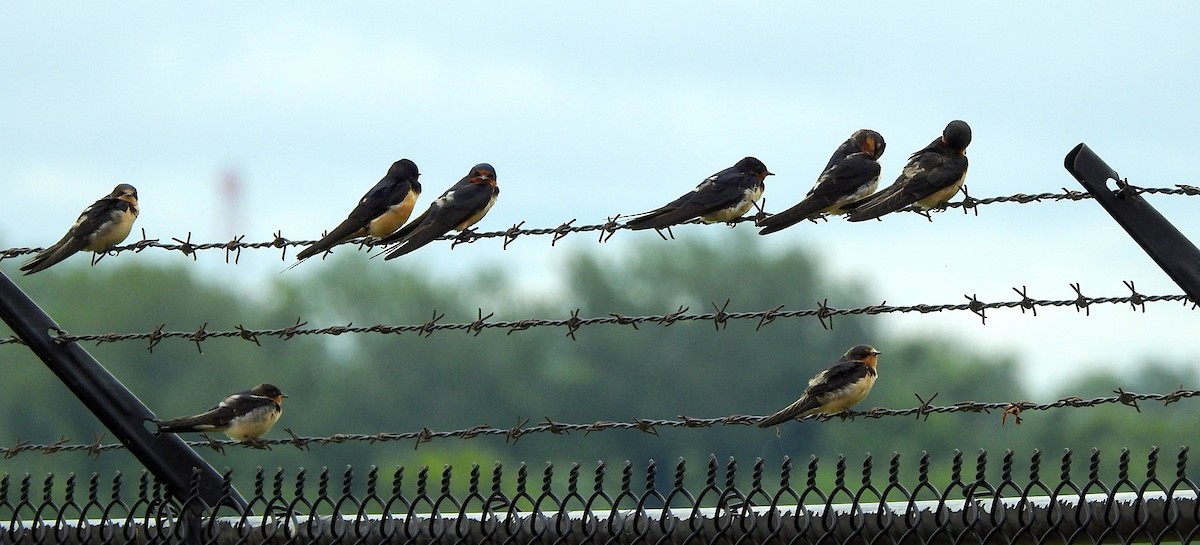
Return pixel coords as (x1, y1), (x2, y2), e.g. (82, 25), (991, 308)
(806, 155), (882, 204)
(757, 394), (824, 428)
(758, 361), (871, 428)
(627, 175), (753, 230)
(155, 393), (273, 433)
(847, 151), (963, 221)
(156, 405), (239, 433)
(378, 208), (429, 245)
(20, 229), (86, 274)
(377, 178), (469, 245)
(802, 361), (871, 400)
(758, 155), (880, 234)
(624, 191), (700, 230)
(296, 177), (417, 260)
(383, 183), (496, 259)
(20, 197), (126, 274)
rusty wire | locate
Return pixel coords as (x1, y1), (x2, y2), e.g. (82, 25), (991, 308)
(1, 388), (1194, 458)
(0, 185), (1196, 262)
(0, 286), (1188, 350)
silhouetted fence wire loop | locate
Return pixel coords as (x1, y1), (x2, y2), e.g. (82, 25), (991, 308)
(3, 448), (1199, 544)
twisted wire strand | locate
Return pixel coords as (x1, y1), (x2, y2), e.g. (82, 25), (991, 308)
(1, 388), (1192, 458)
(1, 185), (1196, 262)
(0, 287), (1187, 350)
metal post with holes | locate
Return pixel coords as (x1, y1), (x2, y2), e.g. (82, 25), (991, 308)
(0, 270), (247, 513)
(1065, 143), (1200, 301)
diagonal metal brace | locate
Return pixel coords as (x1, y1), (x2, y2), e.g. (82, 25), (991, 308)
(1064, 144), (1200, 302)
(0, 271), (247, 513)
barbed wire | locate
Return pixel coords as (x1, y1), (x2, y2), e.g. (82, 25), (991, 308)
(1, 388), (1193, 458)
(0, 284), (1189, 351)
(1, 185), (1196, 263)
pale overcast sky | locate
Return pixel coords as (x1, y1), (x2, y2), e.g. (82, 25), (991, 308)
(3, 3), (1199, 395)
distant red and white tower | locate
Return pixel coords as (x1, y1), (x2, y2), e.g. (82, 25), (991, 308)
(220, 169), (245, 238)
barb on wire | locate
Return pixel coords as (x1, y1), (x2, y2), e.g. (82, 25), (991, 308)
(815, 299), (834, 330)
(964, 293), (987, 324)
(2, 388), (1196, 458)
(1123, 280), (1146, 312)
(1, 186), (1195, 261)
(0, 288), (1190, 350)
(1070, 283), (1091, 316)
(1013, 285), (1037, 316)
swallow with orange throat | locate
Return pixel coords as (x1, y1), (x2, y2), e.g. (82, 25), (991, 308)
(847, 120), (970, 221)
(294, 159), (422, 262)
(379, 163), (499, 259)
(21, 184), (139, 275)
(758, 130), (885, 234)
(625, 156), (773, 231)
(758, 344), (881, 428)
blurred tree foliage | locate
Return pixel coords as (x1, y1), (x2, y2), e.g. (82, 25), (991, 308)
(0, 232), (1193, 494)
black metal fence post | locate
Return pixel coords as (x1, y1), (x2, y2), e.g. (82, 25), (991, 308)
(1065, 143), (1200, 301)
(0, 270), (247, 513)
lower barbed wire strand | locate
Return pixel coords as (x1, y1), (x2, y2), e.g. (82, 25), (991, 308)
(2, 388), (1195, 457)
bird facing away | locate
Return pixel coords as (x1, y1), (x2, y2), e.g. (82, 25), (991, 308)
(21, 184), (140, 275)
(757, 130), (885, 235)
(625, 156), (773, 231)
(847, 120), (971, 222)
(155, 384), (286, 446)
(294, 159), (422, 261)
(758, 344), (881, 428)
(379, 163), (499, 260)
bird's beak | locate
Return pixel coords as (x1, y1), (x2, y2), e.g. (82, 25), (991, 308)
(765, 171), (775, 176)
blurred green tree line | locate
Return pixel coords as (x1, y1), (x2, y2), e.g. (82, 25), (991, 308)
(0, 232), (1194, 494)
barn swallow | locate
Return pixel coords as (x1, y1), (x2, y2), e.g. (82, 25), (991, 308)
(379, 163), (499, 259)
(626, 157), (773, 231)
(757, 130), (885, 235)
(20, 184), (139, 275)
(758, 344), (881, 428)
(294, 159), (422, 261)
(155, 384), (286, 445)
(847, 120), (971, 222)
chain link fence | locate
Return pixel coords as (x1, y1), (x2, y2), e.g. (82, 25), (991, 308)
(3, 447), (1197, 544)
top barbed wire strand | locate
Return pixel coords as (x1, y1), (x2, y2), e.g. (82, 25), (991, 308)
(1, 185), (1197, 262)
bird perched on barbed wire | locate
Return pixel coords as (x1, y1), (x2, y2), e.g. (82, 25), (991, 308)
(626, 157), (773, 231)
(21, 184), (140, 275)
(293, 159), (422, 262)
(155, 383), (286, 447)
(847, 120), (971, 221)
(379, 163), (499, 259)
(758, 130), (885, 235)
(758, 344), (881, 428)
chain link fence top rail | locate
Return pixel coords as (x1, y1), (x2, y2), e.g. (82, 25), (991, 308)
(2, 447), (1198, 544)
